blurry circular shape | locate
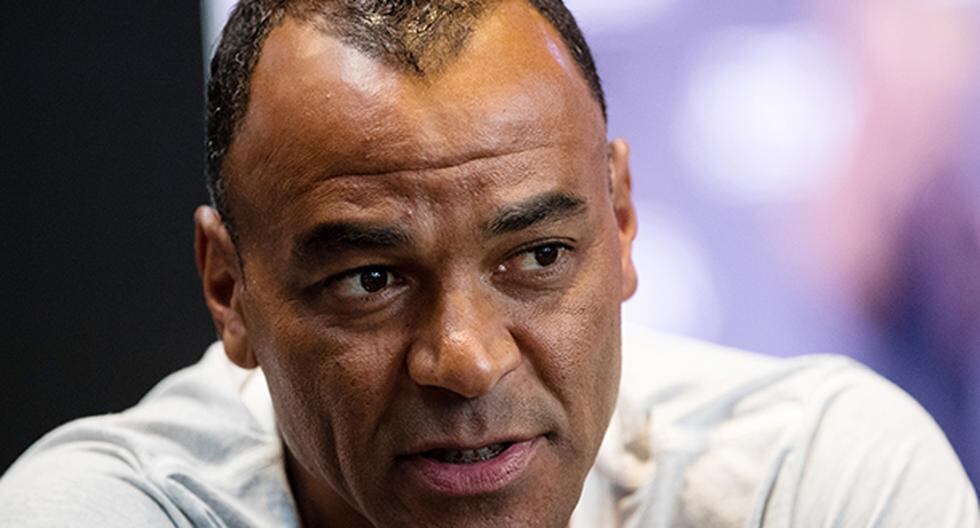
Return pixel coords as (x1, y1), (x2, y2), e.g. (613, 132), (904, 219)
(622, 205), (722, 339)
(674, 25), (859, 204)
(564, 0), (676, 35)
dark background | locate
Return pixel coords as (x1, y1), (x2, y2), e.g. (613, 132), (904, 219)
(1, 3), (214, 470)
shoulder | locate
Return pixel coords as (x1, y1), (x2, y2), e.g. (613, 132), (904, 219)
(758, 360), (979, 527)
(0, 429), (186, 527)
(591, 326), (978, 527)
(0, 344), (295, 527)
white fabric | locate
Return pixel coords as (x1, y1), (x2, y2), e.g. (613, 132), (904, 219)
(572, 325), (979, 527)
(1, 326), (976, 527)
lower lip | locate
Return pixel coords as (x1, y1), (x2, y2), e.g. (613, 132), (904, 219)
(399, 438), (540, 496)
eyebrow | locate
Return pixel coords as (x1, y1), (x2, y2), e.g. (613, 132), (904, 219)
(294, 222), (412, 259)
(485, 192), (588, 236)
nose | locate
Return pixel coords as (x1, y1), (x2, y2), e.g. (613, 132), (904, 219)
(407, 286), (520, 399)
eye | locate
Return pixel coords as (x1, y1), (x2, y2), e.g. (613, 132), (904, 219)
(328, 266), (399, 300)
(356, 268), (390, 293)
(501, 241), (573, 276)
(516, 243), (565, 270)
(494, 241), (576, 292)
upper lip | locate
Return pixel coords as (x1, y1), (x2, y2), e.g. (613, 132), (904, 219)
(401, 434), (538, 456)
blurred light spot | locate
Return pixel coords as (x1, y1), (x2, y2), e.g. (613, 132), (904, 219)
(674, 25), (859, 204)
(623, 205), (722, 339)
(563, 0), (676, 35)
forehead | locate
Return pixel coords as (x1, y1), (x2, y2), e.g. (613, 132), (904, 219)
(224, 0), (606, 238)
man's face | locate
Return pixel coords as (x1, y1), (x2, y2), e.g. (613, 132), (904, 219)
(206, 2), (637, 526)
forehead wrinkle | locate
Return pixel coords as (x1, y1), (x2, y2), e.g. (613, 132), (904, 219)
(288, 143), (552, 203)
(229, 2), (608, 248)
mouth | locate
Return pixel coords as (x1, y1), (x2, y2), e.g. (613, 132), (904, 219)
(420, 442), (512, 464)
(399, 438), (540, 496)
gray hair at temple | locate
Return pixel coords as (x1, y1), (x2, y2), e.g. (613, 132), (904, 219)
(204, 0), (607, 243)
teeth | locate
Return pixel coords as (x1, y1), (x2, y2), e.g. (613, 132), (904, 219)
(428, 443), (507, 464)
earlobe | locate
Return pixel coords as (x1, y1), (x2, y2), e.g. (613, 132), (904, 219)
(609, 139), (638, 301)
(194, 206), (257, 369)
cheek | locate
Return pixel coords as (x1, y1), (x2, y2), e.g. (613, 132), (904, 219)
(253, 307), (406, 490)
(514, 232), (623, 441)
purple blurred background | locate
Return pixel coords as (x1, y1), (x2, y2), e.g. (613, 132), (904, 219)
(203, 0), (980, 485)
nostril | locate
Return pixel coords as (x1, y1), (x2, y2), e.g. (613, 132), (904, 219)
(407, 336), (516, 399)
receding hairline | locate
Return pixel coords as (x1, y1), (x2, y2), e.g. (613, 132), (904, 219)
(230, 1), (605, 183)
(287, 0), (492, 77)
(206, 0), (608, 243)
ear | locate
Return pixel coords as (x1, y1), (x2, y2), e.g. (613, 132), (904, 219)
(194, 205), (257, 369)
(609, 139), (638, 301)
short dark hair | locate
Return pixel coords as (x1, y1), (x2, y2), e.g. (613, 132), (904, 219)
(205, 0), (606, 239)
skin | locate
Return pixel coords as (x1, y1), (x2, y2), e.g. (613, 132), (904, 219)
(195, 1), (638, 526)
